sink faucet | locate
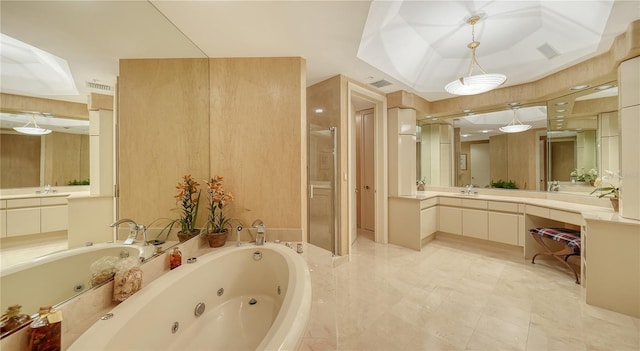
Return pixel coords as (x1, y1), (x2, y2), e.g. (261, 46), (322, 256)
(252, 219), (265, 245)
(465, 184), (474, 195)
(548, 180), (560, 192)
(110, 219), (148, 246)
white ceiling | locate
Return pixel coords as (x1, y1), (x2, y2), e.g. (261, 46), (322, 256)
(1, 0), (639, 106)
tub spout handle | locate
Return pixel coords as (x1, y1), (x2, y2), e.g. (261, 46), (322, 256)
(252, 219), (265, 246)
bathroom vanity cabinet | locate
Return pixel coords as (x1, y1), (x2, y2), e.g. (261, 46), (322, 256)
(0, 195), (68, 237)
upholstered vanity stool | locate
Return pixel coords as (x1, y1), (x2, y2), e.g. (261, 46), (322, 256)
(529, 227), (581, 284)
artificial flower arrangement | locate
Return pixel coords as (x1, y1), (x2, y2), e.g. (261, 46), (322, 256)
(156, 174), (201, 243)
(590, 170), (621, 211)
(204, 176), (234, 247)
(590, 170), (620, 198)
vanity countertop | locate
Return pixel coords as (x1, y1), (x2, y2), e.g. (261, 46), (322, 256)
(391, 190), (639, 225)
(0, 192), (73, 201)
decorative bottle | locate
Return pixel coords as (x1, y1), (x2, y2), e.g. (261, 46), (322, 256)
(169, 246), (182, 270)
(0, 304), (31, 334)
(28, 306), (62, 351)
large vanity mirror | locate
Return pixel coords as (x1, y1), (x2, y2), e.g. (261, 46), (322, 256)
(418, 80), (619, 196)
(0, 0), (206, 334)
(0, 112), (90, 189)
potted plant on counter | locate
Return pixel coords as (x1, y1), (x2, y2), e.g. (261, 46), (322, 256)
(204, 175), (234, 248)
(174, 174), (201, 242)
(590, 170), (621, 212)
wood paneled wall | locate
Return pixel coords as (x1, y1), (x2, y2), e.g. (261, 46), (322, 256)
(118, 59), (211, 228)
(118, 57), (306, 237)
(0, 133), (40, 188)
(209, 57), (306, 229)
(489, 130), (538, 190)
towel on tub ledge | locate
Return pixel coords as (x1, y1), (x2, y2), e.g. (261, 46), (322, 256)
(113, 257), (143, 302)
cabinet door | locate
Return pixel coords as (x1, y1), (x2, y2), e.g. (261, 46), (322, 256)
(6, 208), (41, 236)
(439, 206), (462, 235)
(41, 205), (68, 232)
(462, 209), (488, 239)
(0, 210), (6, 237)
(488, 212), (519, 245)
(420, 207), (437, 239)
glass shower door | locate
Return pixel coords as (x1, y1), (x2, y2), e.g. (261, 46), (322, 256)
(308, 126), (337, 254)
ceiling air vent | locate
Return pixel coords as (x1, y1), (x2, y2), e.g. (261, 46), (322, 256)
(370, 79), (392, 88)
(86, 80), (113, 92)
(537, 43), (559, 60)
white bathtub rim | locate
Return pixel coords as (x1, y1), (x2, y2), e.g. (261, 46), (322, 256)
(69, 243), (312, 351)
(0, 242), (150, 277)
(256, 244), (312, 351)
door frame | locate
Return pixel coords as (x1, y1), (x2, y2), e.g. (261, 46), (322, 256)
(347, 83), (388, 250)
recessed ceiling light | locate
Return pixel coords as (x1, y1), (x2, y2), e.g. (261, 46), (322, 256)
(595, 84), (615, 91)
(507, 102), (520, 106)
(556, 109), (567, 113)
(481, 130), (490, 133)
(426, 115), (433, 119)
(556, 115), (565, 119)
(314, 108), (324, 114)
(554, 102), (568, 106)
(461, 134), (471, 138)
(462, 109), (472, 113)
(570, 84), (590, 91)
(431, 117), (439, 121)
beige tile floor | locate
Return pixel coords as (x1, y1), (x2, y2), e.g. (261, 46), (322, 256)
(301, 232), (640, 351)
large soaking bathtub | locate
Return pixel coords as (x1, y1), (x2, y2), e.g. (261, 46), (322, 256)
(1, 243), (156, 315)
(69, 243), (312, 351)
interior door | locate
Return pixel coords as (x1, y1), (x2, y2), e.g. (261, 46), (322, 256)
(361, 110), (375, 231)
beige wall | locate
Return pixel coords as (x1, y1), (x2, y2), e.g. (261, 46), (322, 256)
(44, 133), (90, 186)
(489, 130), (538, 190)
(0, 133), (40, 188)
(118, 57), (306, 240)
(118, 58), (211, 236)
(209, 57), (307, 230)
(0, 132), (89, 188)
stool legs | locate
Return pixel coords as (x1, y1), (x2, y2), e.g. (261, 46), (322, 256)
(531, 234), (580, 284)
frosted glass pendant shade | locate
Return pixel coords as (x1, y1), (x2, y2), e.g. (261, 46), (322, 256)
(445, 73), (507, 95)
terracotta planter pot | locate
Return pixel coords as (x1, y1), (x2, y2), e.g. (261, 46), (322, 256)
(177, 229), (200, 243)
(206, 230), (229, 248)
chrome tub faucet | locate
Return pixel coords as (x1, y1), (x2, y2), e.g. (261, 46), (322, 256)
(110, 218), (148, 246)
(252, 219), (265, 245)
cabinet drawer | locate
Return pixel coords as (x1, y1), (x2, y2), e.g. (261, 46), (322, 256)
(0, 210), (6, 237)
(420, 207), (437, 239)
(420, 197), (437, 209)
(6, 208), (41, 236)
(462, 199), (487, 209)
(439, 197), (462, 207)
(41, 197), (68, 206)
(488, 201), (519, 213)
(549, 209), (582, 226)
(0, 200), (6, 210)
(7, 198), (40, 208)
(526, 205), (550, 218)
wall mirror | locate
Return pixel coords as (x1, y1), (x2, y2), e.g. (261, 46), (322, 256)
(0, 112), (90, 189)
(0, 0), (206, 334)
(418, 80), (619, 195)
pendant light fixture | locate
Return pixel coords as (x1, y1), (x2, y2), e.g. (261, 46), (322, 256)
(13, 114), (52, 135)
(499, 107), (531, 133)
(444, 15), (506, 96)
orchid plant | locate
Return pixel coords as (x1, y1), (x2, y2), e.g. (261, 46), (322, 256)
(590, 170), (621, 199)
(204, 176), (234, 233)
(174, 174), (200, 234)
